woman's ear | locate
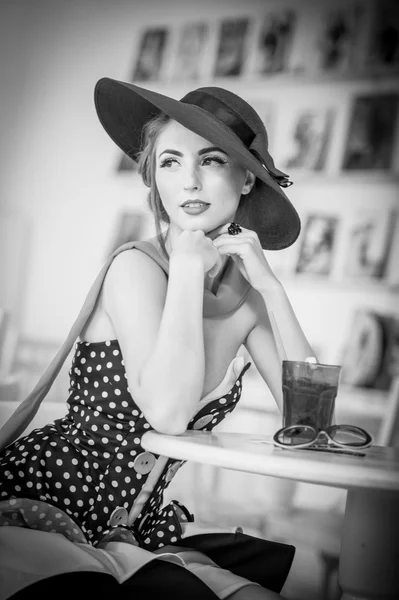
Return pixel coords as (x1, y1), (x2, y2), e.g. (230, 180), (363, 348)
(242, 171), (256, 195)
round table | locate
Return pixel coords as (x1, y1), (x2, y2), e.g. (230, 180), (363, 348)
(142, 430), (399, 600)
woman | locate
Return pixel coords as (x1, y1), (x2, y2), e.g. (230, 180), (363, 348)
(0, 79), (316, 599)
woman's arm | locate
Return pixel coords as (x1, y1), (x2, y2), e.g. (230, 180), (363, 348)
(244, 286), (316, 413)
(103, 249), (206, 435)
(213, 225), (317, 411)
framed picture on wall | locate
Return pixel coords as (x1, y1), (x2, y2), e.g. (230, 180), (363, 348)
(313, 2), (365, 73)
(385, 214), (399, 289)
(169, 22), (210, 80)
(214, 17), (250, 77)
(366, 0), (399, 70)
(342, 93), (399, 170)
(252, 9), (296, 75)
(342, 209), (397, 281)
(295, 213), (339, 277)
(280, 106), (335, 172)
(131, 27), (169, 82)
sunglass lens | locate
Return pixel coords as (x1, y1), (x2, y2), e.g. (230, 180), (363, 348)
(276, 426), (315, 446)
(329, 425), (370, 447)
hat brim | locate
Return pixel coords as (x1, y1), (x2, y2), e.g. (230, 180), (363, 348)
(95, 77), (300, 250)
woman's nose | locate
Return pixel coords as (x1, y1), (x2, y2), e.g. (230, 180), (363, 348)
(183, 165), (201, 191)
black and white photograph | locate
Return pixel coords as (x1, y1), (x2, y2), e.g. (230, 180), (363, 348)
(131, 27), (169, 81)
(214, 17), (250, 77)
(366, 0), (399, 69)
(343, 209), (397, 280)
(281, 107), (335, 171)
(342, 93), (399, 170)
(253, 9), (296, 74)
(295, 213), (339, 276)
(1, 2), (399, 600)
(314, 2), (365, 72)
(170, 22), (209, 80)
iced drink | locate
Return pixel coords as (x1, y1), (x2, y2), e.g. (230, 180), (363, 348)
(282, 361), (341, 431)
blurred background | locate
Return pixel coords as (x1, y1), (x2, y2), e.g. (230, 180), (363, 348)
(0, 1), (398, 598)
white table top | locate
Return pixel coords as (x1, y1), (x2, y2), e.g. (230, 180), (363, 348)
(142, 430), (399, 493)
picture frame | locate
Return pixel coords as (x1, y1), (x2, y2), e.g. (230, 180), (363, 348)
(342, 93), (399, 170)
(131, 27), (169, 82)
(279, 106), (336, 172)
(214, 17), (250, 77)
(342, 209), (397, 281)
(252, 9), (297, 75)
(169, 22), (210, 81)
(366, 0), (399, 70)
(295, 213), (339, 277)
(313, 2), (365, 74)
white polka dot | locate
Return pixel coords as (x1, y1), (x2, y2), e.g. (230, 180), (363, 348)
(102, 391), (108, 398)
(90, 351), (96, 358)
(114, 375), (120, 382)
(114, 389), (121, 396)
(96, 365), (102, 371)
(106, 362), (112, 368)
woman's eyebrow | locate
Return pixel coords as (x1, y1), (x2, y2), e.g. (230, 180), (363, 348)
(158, 146), (227, 158)
(198, 146), (227, 156)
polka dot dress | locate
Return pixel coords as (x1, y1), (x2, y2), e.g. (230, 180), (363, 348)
(0, 340), (250, 549)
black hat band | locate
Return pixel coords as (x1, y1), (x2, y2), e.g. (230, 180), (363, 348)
(181, 90), (255, 148)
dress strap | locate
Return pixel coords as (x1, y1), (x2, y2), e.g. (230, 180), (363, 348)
(0, 240), (163, 452)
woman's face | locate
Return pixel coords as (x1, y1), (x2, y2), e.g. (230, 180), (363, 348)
(154, 120), (252, 238)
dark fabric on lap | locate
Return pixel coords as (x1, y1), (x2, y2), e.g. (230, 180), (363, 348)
(9, 561), (219, 599)
(174, 531), (296, 593)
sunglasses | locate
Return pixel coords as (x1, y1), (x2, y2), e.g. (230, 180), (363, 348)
(273, 424), (373, 450)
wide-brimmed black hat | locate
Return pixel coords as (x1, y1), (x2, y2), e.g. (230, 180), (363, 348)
(94, 77), (300, 250)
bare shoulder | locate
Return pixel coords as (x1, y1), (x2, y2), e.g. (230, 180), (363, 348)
(103, 247), (168, 305)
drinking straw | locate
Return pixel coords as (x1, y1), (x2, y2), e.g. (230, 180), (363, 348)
(269, 311), (288, 361)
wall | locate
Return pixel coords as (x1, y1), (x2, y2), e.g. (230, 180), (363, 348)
(1, 0), (398, 371)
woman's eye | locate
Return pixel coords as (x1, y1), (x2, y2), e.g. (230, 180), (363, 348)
(202, 155), (227, 166)
(159, 157), (178, 168)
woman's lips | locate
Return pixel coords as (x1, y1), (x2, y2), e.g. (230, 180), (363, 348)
(181, 202), (210, 215)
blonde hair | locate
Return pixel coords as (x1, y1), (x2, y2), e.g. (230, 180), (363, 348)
(136, 112), (171, 259)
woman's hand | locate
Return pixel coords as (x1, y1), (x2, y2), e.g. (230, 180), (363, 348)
(171, 229), (223, 277)
(212, 224), (280, 292)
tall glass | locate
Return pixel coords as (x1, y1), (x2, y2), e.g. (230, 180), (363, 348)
(282, 360), (341, 431)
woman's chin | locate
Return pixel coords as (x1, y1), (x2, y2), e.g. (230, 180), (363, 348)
(205, 221), (231, 239)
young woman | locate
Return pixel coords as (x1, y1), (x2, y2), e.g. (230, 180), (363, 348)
(0, 79), (316, 599)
